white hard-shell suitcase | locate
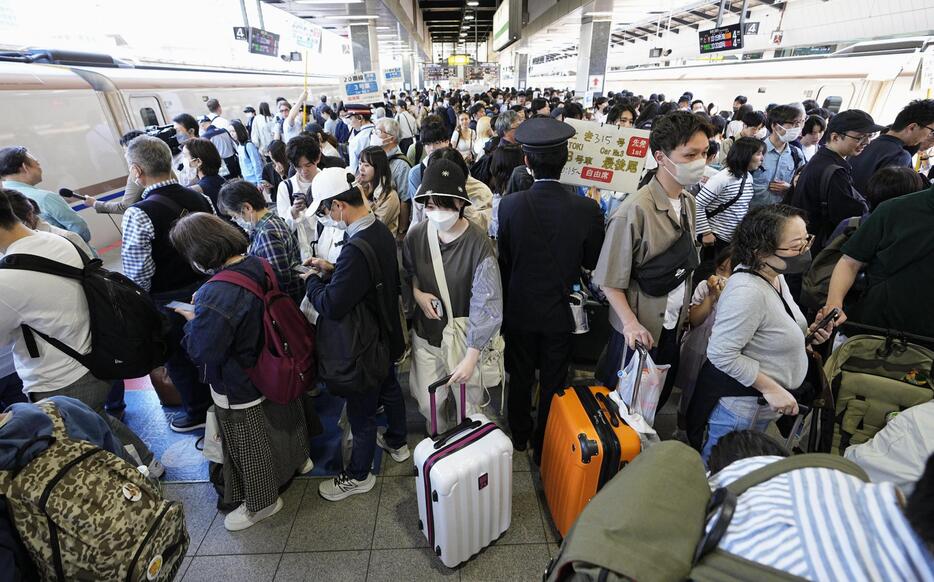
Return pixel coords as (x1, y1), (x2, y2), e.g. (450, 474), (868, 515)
(414, 375), (513, 568)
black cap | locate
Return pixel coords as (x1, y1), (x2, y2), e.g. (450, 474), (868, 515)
(414, 159), (471, 204)
(196, 114), (212, 124)
(514, 117), (576, 153)
(243, 106), (256, 114)
(826, 109), (885, 135)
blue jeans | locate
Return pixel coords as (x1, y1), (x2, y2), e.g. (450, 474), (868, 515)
(344, 364), (407, 480)
(701, 397), (778, 462)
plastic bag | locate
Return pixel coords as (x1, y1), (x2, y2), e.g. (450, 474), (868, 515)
(202, 406), (224, 464)
(616, 343), (670, 427)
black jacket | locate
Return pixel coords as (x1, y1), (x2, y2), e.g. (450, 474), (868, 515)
(497, 181), (605, 333)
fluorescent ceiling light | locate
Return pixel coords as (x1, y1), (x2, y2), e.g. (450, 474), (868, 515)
(296, 0), (363, 3)
(467, 0), (479, 5)
(584, 11), (613, 17)
(375, 26), (391, 30)
(464, 15), (474, 20)
(324, 14), (379, 20)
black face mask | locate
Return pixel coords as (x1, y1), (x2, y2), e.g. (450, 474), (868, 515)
(766, 249), (812, 275)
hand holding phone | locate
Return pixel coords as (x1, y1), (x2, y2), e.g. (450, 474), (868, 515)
(805, 307), (840, 344)
(166, 300), (195, 312)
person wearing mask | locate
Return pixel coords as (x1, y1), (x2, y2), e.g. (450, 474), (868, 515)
(0, 147), (91, 242)
(251, 102), (276, 156)
(242, 106), (256, 135)
(403, 160), (503, 433)
(394, 100), (418, 153)
(121, 136), (215, 432)
(372, 118), (411, 202)
(800, 115), (826, 162)
(182, 138), (227, 218)
(451, 112), (478, 165)
(409, 148), (493, 234)
(790, 109), (884, 253)
(691, 100), (707, 114)
(497, 117), (605, 458)
(345, 104), (376, 174)
(205, 98), (230, 130)
(229, 120), (263, 185)
(301, 168), (408, 500)
(695, 137), (764, 257)
(6, 191), (96, 259)
(405, 117), (453, 237)
(219, 180), (304, 304)
(258, 140), (288, 203)
(593, 112), (712, 410)
(850, 99), (934, 194)
(688, 204), (836, 460)
(750, 104), (806, 208)
(0, 188), (159, 471)
(719, 110), (767, 165)
(322, 107), (340, 138)
(356, 146), (401, 234)
(169, 213), (314, 530)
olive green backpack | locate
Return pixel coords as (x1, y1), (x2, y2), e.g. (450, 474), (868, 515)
(0, 401), (189, 581)
(544, 441), (868, 582)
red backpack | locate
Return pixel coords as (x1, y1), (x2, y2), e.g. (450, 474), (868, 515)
(210, 259), (316, 404)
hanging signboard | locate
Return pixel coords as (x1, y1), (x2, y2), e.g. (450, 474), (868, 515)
(293, 20), (323, 53)
(699, 23), (743, 54)
(384, 67), (403, 81)
(343, 71), (381, 104)
(560, 118), (651, 193)
(248, 28), (279, 57)
(233, 27), (248, 42)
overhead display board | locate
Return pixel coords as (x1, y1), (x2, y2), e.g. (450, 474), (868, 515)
(343, 72), (381, 104)
(699, 23), (743, 54)
(560, 119), (651, 193)
(466, 63), (498, 82)
(424, 64), (458, 82)
(492, 0), (521, 52)
(249, 27), (280, 57)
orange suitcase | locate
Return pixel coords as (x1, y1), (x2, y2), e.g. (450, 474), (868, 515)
(540, 384), (641, 537)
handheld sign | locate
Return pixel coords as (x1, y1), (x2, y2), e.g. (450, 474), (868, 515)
(560, 118), (651, 194)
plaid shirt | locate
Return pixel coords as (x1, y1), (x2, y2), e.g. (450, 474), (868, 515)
(249, 212), (304, 302)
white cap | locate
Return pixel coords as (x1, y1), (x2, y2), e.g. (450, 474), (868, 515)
(310, 167), (356, 211)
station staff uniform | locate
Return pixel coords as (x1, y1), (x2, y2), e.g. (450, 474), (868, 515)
(497, 117), (605, 454)
(346, 104), (376, 174)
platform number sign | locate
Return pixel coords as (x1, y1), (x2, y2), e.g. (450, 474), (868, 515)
(233, 27), (248, 42)
(699, 23), (744, 54)
(343, 72), (381, 105)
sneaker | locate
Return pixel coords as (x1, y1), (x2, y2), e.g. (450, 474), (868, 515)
(297, 458), (314, 475)
(318, 472), (376, 501)
(170, 414), (206, 433)
(147, 459), (165, 479)
(376, 432), (411, 463)
(223, 498), (284, 532)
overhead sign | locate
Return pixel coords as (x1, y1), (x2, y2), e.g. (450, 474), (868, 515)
(589, 75), (604, 93)
(560, 118), (651, 194)
(744, 21), (760, 35)
(492, 0), (521, 51)
(292, 20), (322, 53)
(249, 27), (279, 57)
(343, 72), (381, 104)
(447, 54), (471, 66)
(699, 23), (743, 54)
(384, 67), (403, 81)
(771, 29), (784, 45)
(233, 27), (248, 42)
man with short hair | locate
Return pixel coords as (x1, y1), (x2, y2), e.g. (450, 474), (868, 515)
(373, 118), (412, 238)
(0, 147), (91, 242)
(198, 115), (241, 179)
(719, 109), (767, 164)
(121, 135), (215, 432)
(0, 188), (158, 470)
(394, 100), (418, 153)
(791, 109), (884, 253)
(850, 99), (934, 193)
(276, 135), (322, 239)
(497, 117), (605, 459)
(206, 98), (230, 130)
(303, 168), (407, 500)
(750, 104), (806, 207)
(345, 104), (376, 174)
(530, 98), (550, 117)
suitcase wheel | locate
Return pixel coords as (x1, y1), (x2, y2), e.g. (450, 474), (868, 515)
(431, 490), (438, 502)
(435, 546), (442, 557)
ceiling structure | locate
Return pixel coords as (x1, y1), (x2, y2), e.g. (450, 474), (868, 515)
(420, 0), (495, 45)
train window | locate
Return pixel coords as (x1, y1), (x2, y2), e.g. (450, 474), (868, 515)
(822, 96), (843, 113)
(140, 107), (159, 126)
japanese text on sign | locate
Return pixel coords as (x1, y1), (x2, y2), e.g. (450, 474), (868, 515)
(343, 72), (381, 105)
(560, 118), (651, 193)
(699, 23), (744, 54)
(292, 20), (322, 52)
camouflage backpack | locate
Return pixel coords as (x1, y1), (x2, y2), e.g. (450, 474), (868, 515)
(0, 401), (189, 581)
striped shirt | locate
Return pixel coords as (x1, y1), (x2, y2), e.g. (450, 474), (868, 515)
(709, 456), (934, 581)
(694, 168), (754, 242)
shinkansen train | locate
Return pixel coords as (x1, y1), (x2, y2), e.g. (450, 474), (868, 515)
(0, 51), (341, 253)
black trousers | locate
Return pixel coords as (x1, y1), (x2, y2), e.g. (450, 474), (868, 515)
(505, 330), (571, 451)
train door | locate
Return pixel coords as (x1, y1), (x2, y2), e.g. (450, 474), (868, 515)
(129, 95), (165, 127)
(815, 82), (855, 113)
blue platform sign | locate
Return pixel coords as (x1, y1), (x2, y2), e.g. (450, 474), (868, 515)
(343, 72), (381, 104)
(384, 67), (403, 81)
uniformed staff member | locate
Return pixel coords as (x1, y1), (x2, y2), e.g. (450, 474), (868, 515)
(345, 104), (376, 174)
(497, 117), (605, 461)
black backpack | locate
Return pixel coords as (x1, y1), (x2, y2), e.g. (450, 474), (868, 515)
(0, 244), (171, 380)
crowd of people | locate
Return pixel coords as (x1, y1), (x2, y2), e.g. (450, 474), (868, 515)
(0, 84), (932, 574)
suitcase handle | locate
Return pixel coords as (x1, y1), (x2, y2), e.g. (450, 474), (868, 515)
(433, 418), (483, 450)
(427, 375), (468, 437)
(594, 392), (620, 428)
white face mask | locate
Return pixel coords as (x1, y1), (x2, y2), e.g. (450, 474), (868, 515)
(369, 133), (385, 148)
(755, 127), (768, 140)
(426, 208), (459, 232)
(778, 125), (803, 143)
(232, 214), (253, 233)
(662, 154), (707, 187)
(331, 205), (348, 230)
(192, 261), (214, 275)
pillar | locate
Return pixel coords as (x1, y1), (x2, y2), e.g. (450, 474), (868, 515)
(575, 0), (612, 96)
(516, 53), (528, 89)
(402, 55), (413, 91)
(349, 23), (380, 73)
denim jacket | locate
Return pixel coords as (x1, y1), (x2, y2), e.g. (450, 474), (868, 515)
(183, 256), (265, 406)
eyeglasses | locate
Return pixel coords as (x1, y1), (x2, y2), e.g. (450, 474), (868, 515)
(924, 124), (934, 135)
(776, 234), (815, 254)
(843, 133), (872, 144)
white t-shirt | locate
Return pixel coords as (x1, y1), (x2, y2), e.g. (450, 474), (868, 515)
(210, 115), (230, 130)
(663, 196), (687, 330)
(0, 232), (91, 391)
(802, 143), (818, 162)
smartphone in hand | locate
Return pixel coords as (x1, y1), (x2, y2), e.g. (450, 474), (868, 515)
(166, 300), (195, 311)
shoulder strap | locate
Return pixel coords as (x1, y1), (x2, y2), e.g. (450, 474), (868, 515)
(726, 454), (869, 497)
(735, 268), (796, 322)
(426, 221), (453, 325)
(789, 143), (803, 168)
(209, 266), (267, 299)
(391, 153), (413, 168)
(347, 237), (393, 336)
(36, 401), (69, 441)
(706, 173), (748, 219)
(818, 164), (844, 212)
(285, 179), (295, 203)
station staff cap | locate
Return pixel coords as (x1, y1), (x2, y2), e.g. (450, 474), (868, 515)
(414, 159), (471, 205)
(344, 104), (373, 116)
(514, 117), (576, 153)
(826, 109), (885, 135)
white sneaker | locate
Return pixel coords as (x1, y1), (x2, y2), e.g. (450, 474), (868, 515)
(297, 458), (314, 475)
(223, 498), (284, 531)
(147, 459), (166, 480)
(376, 432), (411, 463)
(318, 472), (376, 501)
